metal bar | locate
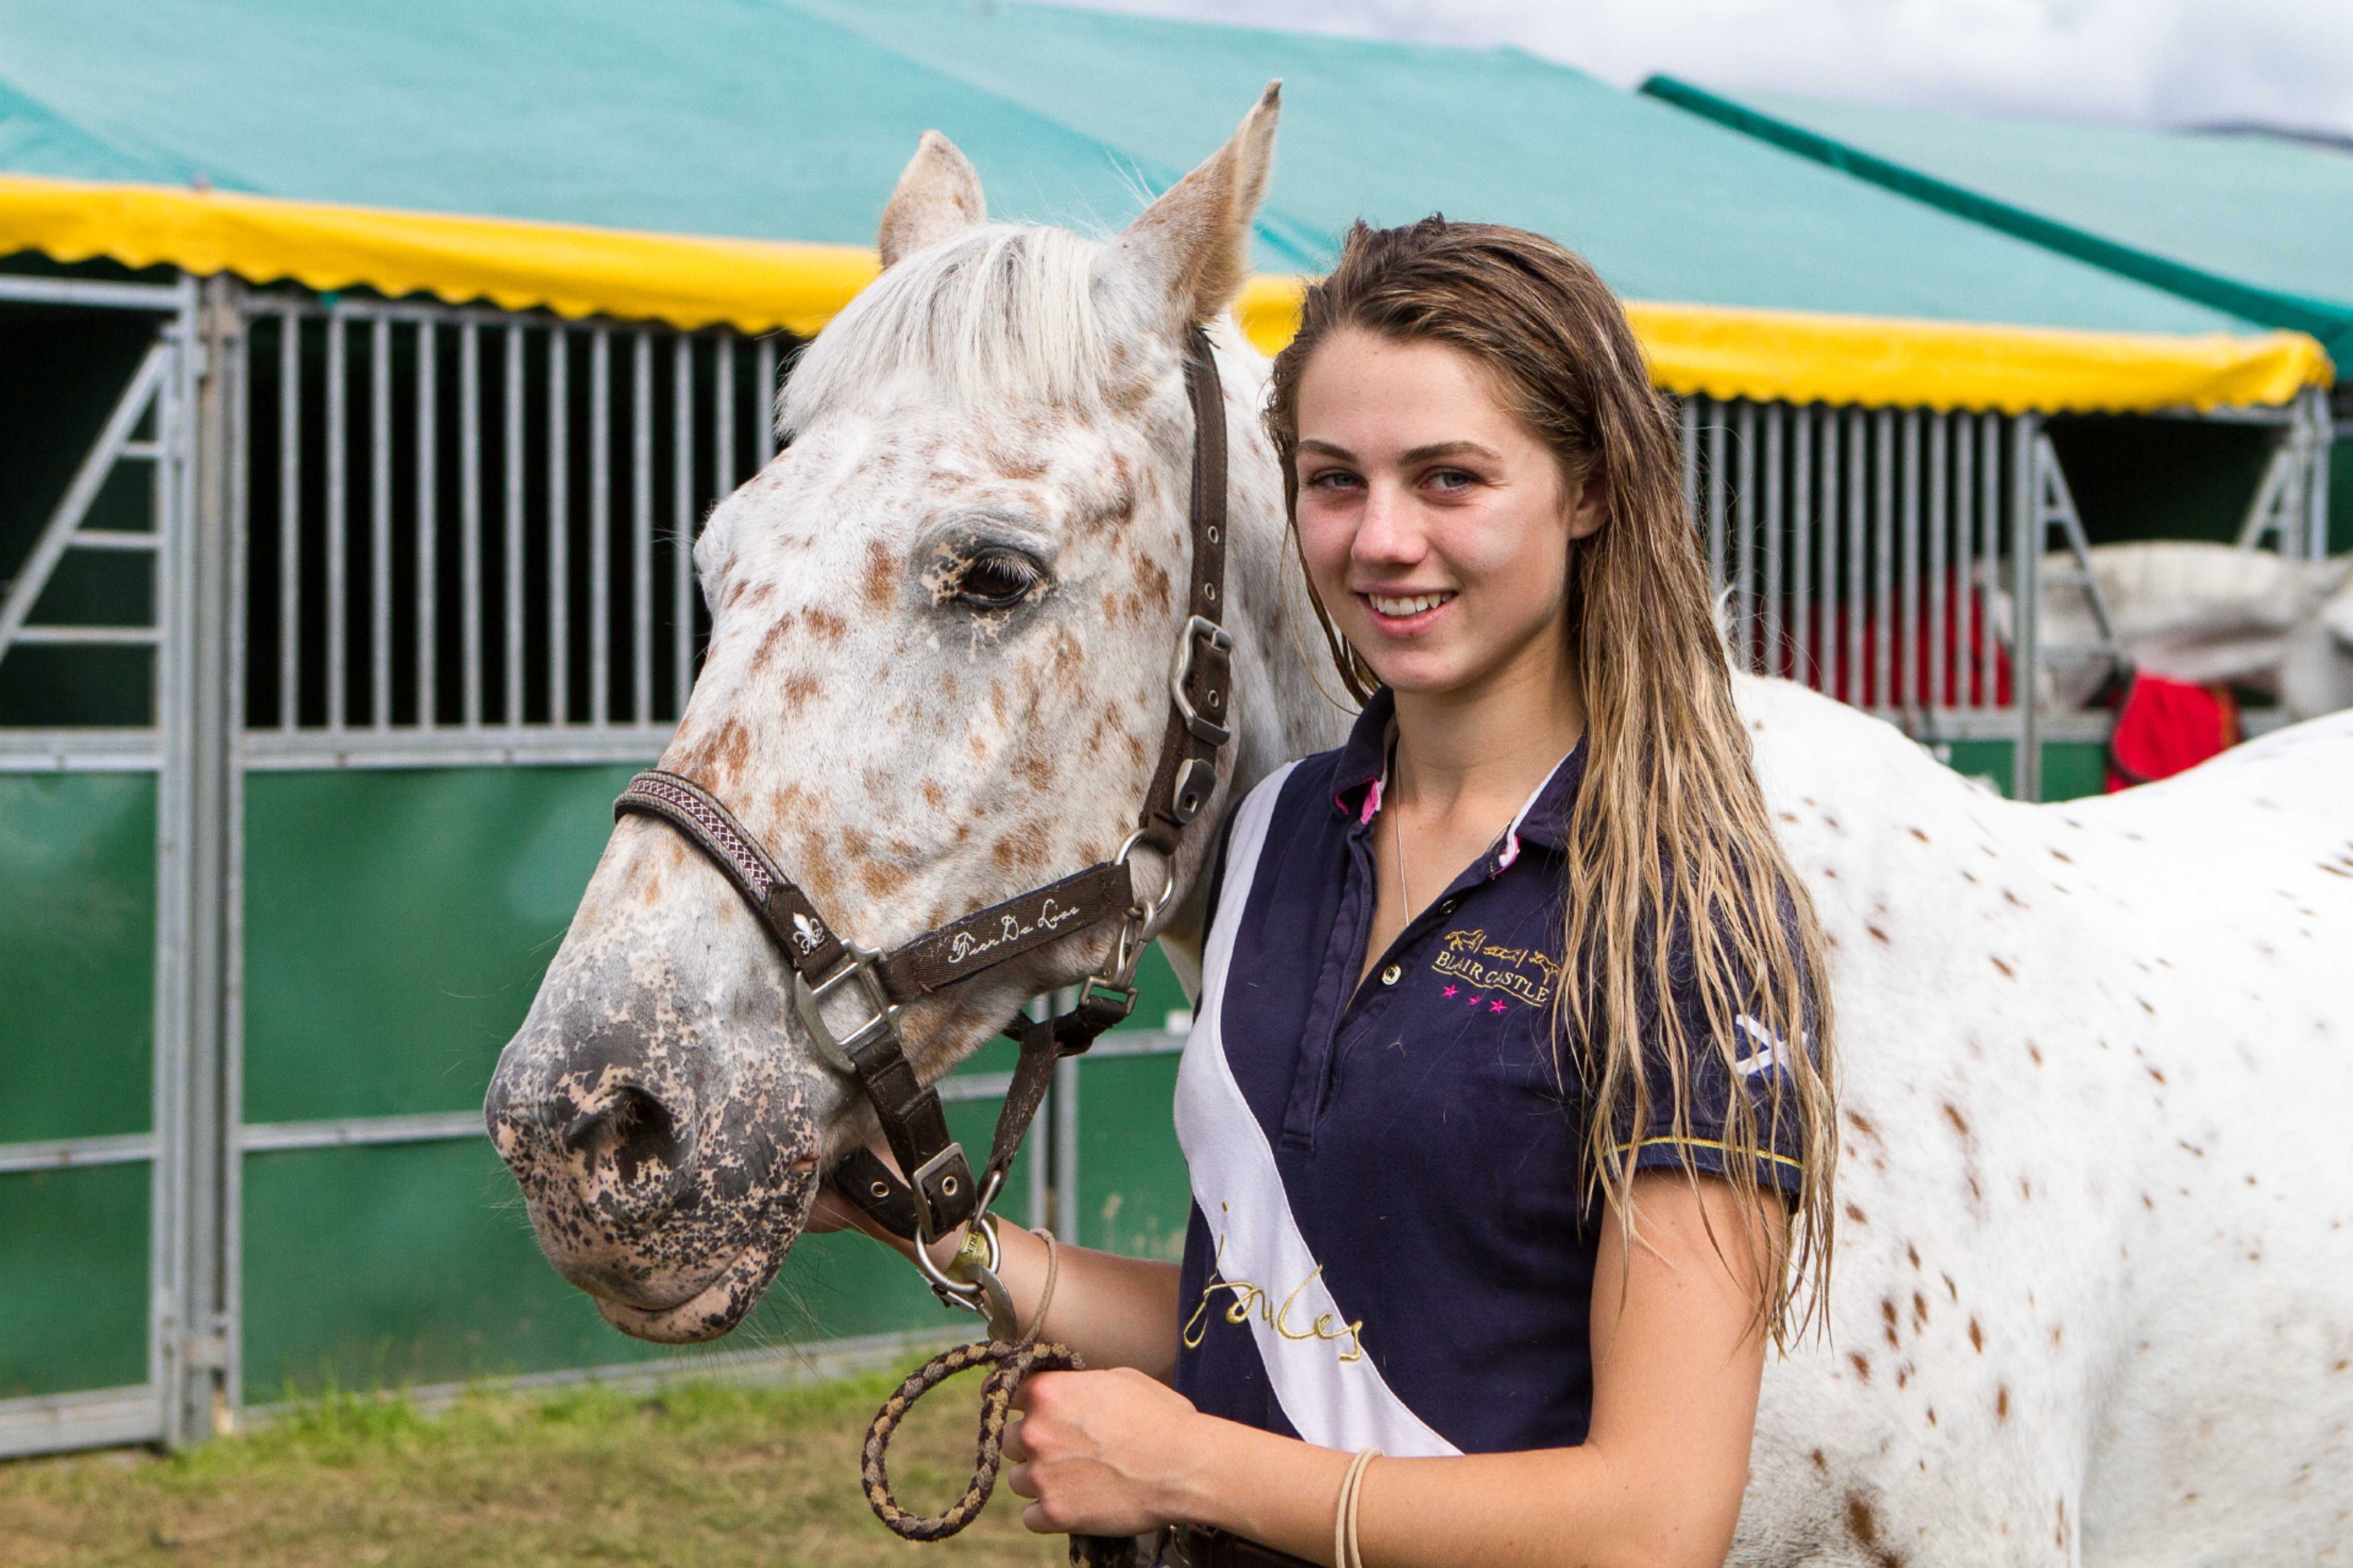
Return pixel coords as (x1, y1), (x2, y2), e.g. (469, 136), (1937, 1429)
(1929, 414), (1949, 713)
(1980, 415), (2002, 714)
(754, 337), (778, 468)
(219, 290), (251, 1427)
(0, 273), (188, 310)
(1954, 412), (1975, 708)
(2012, 415), (2042, 801)
(240, 1110), (486, 1153)
(1846, 410), (1866, 707)
(416, 321), (438, 727)
(1818, 409), (1840, 702)
(549, 329), (569, 725)
(278, 313), (300, 728)
(1053, 1056), (1082, 1242)
(1761, 404), (1784, 677)
(0, 728), (160, 772)
(324, 313), (348, 732)
(590, 330), (613, 726)
(1899, 410), (1921, 715)
(715, 333), (737, 498)
(632, 331), (654, 724)
(371, 317), (393, 729)
(1704, 402), (1728, 598)
(0, 1388), (166, 1461)
(505, 325), (526, 726)
(243, 723), (677, 770)
(460, 323), (483, 728)
(673, 334), (695, 717)
(2305, 387), (2333, 560)
(7, 625), (164, 645)
(1734, 401), (1757, 671)
(67, 529), (161, 551)
(1792, 406), (1813, 688)
(0, 1132), (158, 1174)
(0, 346), (169, 654)
(1873, 409), (1895, 715)
(932, 1073), (1015, 1106)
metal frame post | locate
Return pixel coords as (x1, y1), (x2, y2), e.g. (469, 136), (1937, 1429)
(155, 276), (246, 1443)
(2010, 413), (2043, 802)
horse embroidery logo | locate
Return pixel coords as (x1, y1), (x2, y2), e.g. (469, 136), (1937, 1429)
(789, 912), (825, 955)
(1430, 928), (1561, 1008)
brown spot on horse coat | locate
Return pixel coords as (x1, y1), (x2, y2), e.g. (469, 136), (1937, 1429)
(863, 540), (901, 612)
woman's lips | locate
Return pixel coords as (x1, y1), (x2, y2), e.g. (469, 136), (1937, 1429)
(1360, 589), (1457, 636)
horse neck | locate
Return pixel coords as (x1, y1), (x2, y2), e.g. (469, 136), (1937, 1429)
(1207, 334), (1355, 812)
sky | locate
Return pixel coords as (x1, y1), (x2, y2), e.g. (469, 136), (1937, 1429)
(1059, 0), (2353, 137)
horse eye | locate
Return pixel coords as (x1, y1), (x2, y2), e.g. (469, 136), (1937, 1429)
(956, 549), (1044, 610)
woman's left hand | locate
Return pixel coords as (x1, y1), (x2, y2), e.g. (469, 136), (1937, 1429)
(1003, 1367), (1207, 1537)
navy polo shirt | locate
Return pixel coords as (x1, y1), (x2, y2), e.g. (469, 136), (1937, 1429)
(1173, 689), (1806, 1455)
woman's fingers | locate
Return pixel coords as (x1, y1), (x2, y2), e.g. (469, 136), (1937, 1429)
(1004, 1459), (1037, 1499)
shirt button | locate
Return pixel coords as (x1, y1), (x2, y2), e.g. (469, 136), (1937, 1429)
(1380, 963), (1402, 986)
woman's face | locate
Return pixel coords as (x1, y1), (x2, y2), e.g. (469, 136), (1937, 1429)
(1292, 328), (1602, 701)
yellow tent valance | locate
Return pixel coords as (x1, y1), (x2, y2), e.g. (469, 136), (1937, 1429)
(1238, 276), (2332, 415)
(2, 175), (2331, 414)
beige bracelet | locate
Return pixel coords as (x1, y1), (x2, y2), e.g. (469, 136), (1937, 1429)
(1025, 1226), (1061, 1344)
(1333, 1446), (1381, 1568)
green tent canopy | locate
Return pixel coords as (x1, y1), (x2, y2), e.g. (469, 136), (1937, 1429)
(1643, 75), (2353, 365)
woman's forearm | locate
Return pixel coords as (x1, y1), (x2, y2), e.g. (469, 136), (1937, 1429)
(1177, 1428), (1735, 1568)
(875, 1219), (1182, 1378)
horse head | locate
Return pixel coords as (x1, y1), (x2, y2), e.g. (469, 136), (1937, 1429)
(484, 85), (1332, 1343)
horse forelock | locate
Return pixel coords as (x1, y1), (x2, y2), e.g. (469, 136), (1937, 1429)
(780, 223), (1120, 432)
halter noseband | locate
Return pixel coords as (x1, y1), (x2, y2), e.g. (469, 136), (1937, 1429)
(613, 327), (1234, 1327)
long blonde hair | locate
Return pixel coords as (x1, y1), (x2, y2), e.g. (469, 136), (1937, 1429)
(1265, 218), (1835, 1336)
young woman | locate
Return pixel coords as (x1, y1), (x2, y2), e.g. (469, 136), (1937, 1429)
(825, 217), (1835, 1568)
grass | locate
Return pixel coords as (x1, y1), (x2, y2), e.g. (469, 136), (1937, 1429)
(0, 1364), (1068, 1568)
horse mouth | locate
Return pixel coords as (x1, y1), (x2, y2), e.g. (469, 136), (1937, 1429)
(589, 1241), (781, 1344)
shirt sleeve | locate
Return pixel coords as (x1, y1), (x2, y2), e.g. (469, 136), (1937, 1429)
(1620, 902), (1815, 1198)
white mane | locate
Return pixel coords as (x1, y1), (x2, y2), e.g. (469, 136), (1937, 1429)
(779, 223), (1115, 431)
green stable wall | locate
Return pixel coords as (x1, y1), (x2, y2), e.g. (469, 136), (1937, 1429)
(1, 746), (2106, 1411)
(235, 763), (1175, 1400)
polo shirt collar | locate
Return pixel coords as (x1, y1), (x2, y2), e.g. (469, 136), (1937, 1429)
(1328, 686), (1588, 864)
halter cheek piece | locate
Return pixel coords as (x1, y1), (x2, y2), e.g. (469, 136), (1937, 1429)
(614, 327), (1232, 1331)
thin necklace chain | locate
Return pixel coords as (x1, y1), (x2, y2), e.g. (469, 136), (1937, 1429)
(1391, 774), (1413, 917)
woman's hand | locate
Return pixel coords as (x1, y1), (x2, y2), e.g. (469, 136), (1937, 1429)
(1004, 1367), (1208, 1537)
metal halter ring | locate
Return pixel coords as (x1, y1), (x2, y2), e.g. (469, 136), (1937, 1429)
(1109, 828), (1179, 928)
(791, 940), (900, 1076)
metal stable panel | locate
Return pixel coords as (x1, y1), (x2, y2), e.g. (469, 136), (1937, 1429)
(1679, 395), (2102, 798)
(238, 292), (771, 769)
(0, 271), (201, 1461)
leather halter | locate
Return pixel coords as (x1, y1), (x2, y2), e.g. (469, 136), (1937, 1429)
(613, 326), (1234, 1309)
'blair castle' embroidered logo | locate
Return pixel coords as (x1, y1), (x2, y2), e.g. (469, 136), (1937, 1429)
(1432, 928), (1561, 1008)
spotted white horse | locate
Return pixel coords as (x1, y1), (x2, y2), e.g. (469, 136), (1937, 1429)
(485, 90), (2353, 1565)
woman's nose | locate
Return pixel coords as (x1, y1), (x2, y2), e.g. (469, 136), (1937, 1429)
(1352, 482), (1426, 567)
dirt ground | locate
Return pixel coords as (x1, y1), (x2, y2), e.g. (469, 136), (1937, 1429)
(0, 1367), (1068, 1568)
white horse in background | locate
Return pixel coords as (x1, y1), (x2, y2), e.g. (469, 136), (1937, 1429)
(2005, 540), (2353, 718)
(485, 90), (2353, 1565)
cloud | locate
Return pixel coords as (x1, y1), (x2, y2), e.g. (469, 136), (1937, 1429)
(1059, 0), (2353, 135)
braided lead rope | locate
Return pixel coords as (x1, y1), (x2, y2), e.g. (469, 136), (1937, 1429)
(861, 1338), (1134, 1567)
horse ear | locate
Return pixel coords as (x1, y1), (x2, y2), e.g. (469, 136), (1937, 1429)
(1101, 82), (1280, 335)
(878, 131), (987, 269)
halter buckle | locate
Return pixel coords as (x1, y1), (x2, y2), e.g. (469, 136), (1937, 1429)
(791, 941), (901, 1076)
(1170, 615), (1235, 747)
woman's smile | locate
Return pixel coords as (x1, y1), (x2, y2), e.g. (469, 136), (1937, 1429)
(1360, 588), (1458, 632)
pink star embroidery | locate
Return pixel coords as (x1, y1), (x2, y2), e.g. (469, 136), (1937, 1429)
(1466, 995), (1482, 1009)
(1440, 984), (1458, 998)
(1489, 999), (1509, 1014)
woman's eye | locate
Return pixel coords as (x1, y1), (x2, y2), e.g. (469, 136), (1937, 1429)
(956, 550), (1044, 609)
(1305, 469), (1363, 492)
(1428, 468), (1477, 493)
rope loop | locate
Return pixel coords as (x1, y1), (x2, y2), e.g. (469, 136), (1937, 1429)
(862, 1338), (1138, 1565)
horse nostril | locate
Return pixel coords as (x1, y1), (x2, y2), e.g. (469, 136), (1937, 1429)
(565, 1084), (687, 1192)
